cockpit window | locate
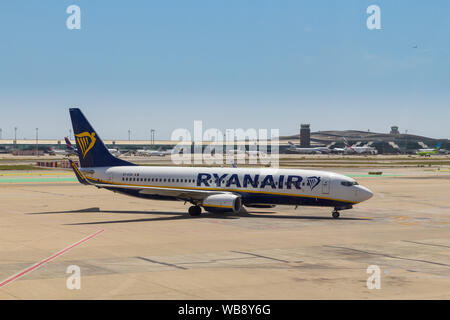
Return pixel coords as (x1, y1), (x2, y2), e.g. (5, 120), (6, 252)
(341, 181), (358, 187)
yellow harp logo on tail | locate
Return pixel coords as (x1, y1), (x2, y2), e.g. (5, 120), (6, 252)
(75, 132), (97, 158)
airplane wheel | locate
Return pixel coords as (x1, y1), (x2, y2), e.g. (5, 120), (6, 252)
(332, 210), (340, 219)
(188, 205), (202, 216)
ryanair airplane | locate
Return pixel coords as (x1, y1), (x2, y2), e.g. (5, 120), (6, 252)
(69, 108), (373, 219)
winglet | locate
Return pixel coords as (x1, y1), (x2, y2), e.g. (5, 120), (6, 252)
(69, 160), (89, 185)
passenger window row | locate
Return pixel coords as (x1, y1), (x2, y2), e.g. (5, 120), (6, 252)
(122, 177), (194, 184)
(120, 177), (315, 188)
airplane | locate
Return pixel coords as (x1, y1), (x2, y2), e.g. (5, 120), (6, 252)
(48, 147), (70, 156)
(68, 108), (373, 219)
(287, 141), (330, 154)
(66, 136), (121, 157)
(333, 138), (377, 155)
(417, 143), (444, 156)
(136, 147), (173, 157)
(107, 148), (121, 157)
(48, 137), (78, 156)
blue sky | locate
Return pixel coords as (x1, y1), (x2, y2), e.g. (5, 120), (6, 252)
(0, 0), (449, 140)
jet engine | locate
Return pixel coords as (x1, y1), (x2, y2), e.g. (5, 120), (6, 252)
(202, 194), (242, 213)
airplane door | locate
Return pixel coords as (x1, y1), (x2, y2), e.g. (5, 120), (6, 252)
(322, 177), (330, 194)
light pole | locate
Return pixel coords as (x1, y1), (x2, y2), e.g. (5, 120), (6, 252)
(35, 128), (39, 156)
(69, 129), (72, 140)
(128, 129), (131, 141)
(0, 128), (2, 140)
(14, 126), (17, 148)
(405, 129), (408, 154)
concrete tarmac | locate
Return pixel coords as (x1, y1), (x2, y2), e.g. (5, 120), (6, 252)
(0, 167), (449, 299)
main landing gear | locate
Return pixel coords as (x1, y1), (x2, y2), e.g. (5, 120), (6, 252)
(188, 205), (202, 216)
(332, 209), (340, 219)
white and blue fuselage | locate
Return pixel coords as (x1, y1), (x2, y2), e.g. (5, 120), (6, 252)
(78, 166), (373, 215)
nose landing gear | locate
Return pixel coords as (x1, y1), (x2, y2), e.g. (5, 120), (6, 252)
(332, 204), (352, 219)
(332, 209), (340, 219)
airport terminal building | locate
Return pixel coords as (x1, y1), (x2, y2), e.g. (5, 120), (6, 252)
(281, 126), (449, 154)
(0, 126), (448, 155)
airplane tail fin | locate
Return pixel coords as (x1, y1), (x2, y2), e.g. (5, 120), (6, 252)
(69, 108), (135, 168)
(436, 142), (442, 150)
(343, 137), (353, 148)
(343, 137), (349, 146)
(288, 141), (295, 147)
(64, 136), (75, 150)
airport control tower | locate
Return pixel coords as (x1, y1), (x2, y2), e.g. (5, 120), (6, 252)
(300, 124), (311, 148)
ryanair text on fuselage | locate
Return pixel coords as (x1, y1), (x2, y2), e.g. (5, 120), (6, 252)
(196, 173), (321, 191)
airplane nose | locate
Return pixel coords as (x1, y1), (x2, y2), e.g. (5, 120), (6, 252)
(356, 186), (373, 202)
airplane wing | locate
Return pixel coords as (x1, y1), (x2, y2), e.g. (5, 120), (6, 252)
(90, 182), (228, 200)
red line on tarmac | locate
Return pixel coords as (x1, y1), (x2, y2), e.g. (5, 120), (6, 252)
(0, 229), (104, 288)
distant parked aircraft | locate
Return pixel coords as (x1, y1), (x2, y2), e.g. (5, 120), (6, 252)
(48, 137), (78, 156)
(287, 141), (330, 154)
(332, 138), (377, 155)
(417, 143), (444, 156)
(136, 147), (175, 157)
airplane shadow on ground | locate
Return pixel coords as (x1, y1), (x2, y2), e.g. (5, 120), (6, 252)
(27, 207), (370, 225)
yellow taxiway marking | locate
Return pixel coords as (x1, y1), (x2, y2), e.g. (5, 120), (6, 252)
(0, 172), (73, 176)
(394, 216), (418, 226)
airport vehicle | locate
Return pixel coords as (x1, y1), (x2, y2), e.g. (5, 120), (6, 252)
(332, 138), (377, 155)
(287, 141), (330, 154)
(68, 108), (373, 218)
(417, 143), (443, 156)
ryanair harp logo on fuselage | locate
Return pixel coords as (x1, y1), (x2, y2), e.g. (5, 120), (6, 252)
(75, 132), (96, 158)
